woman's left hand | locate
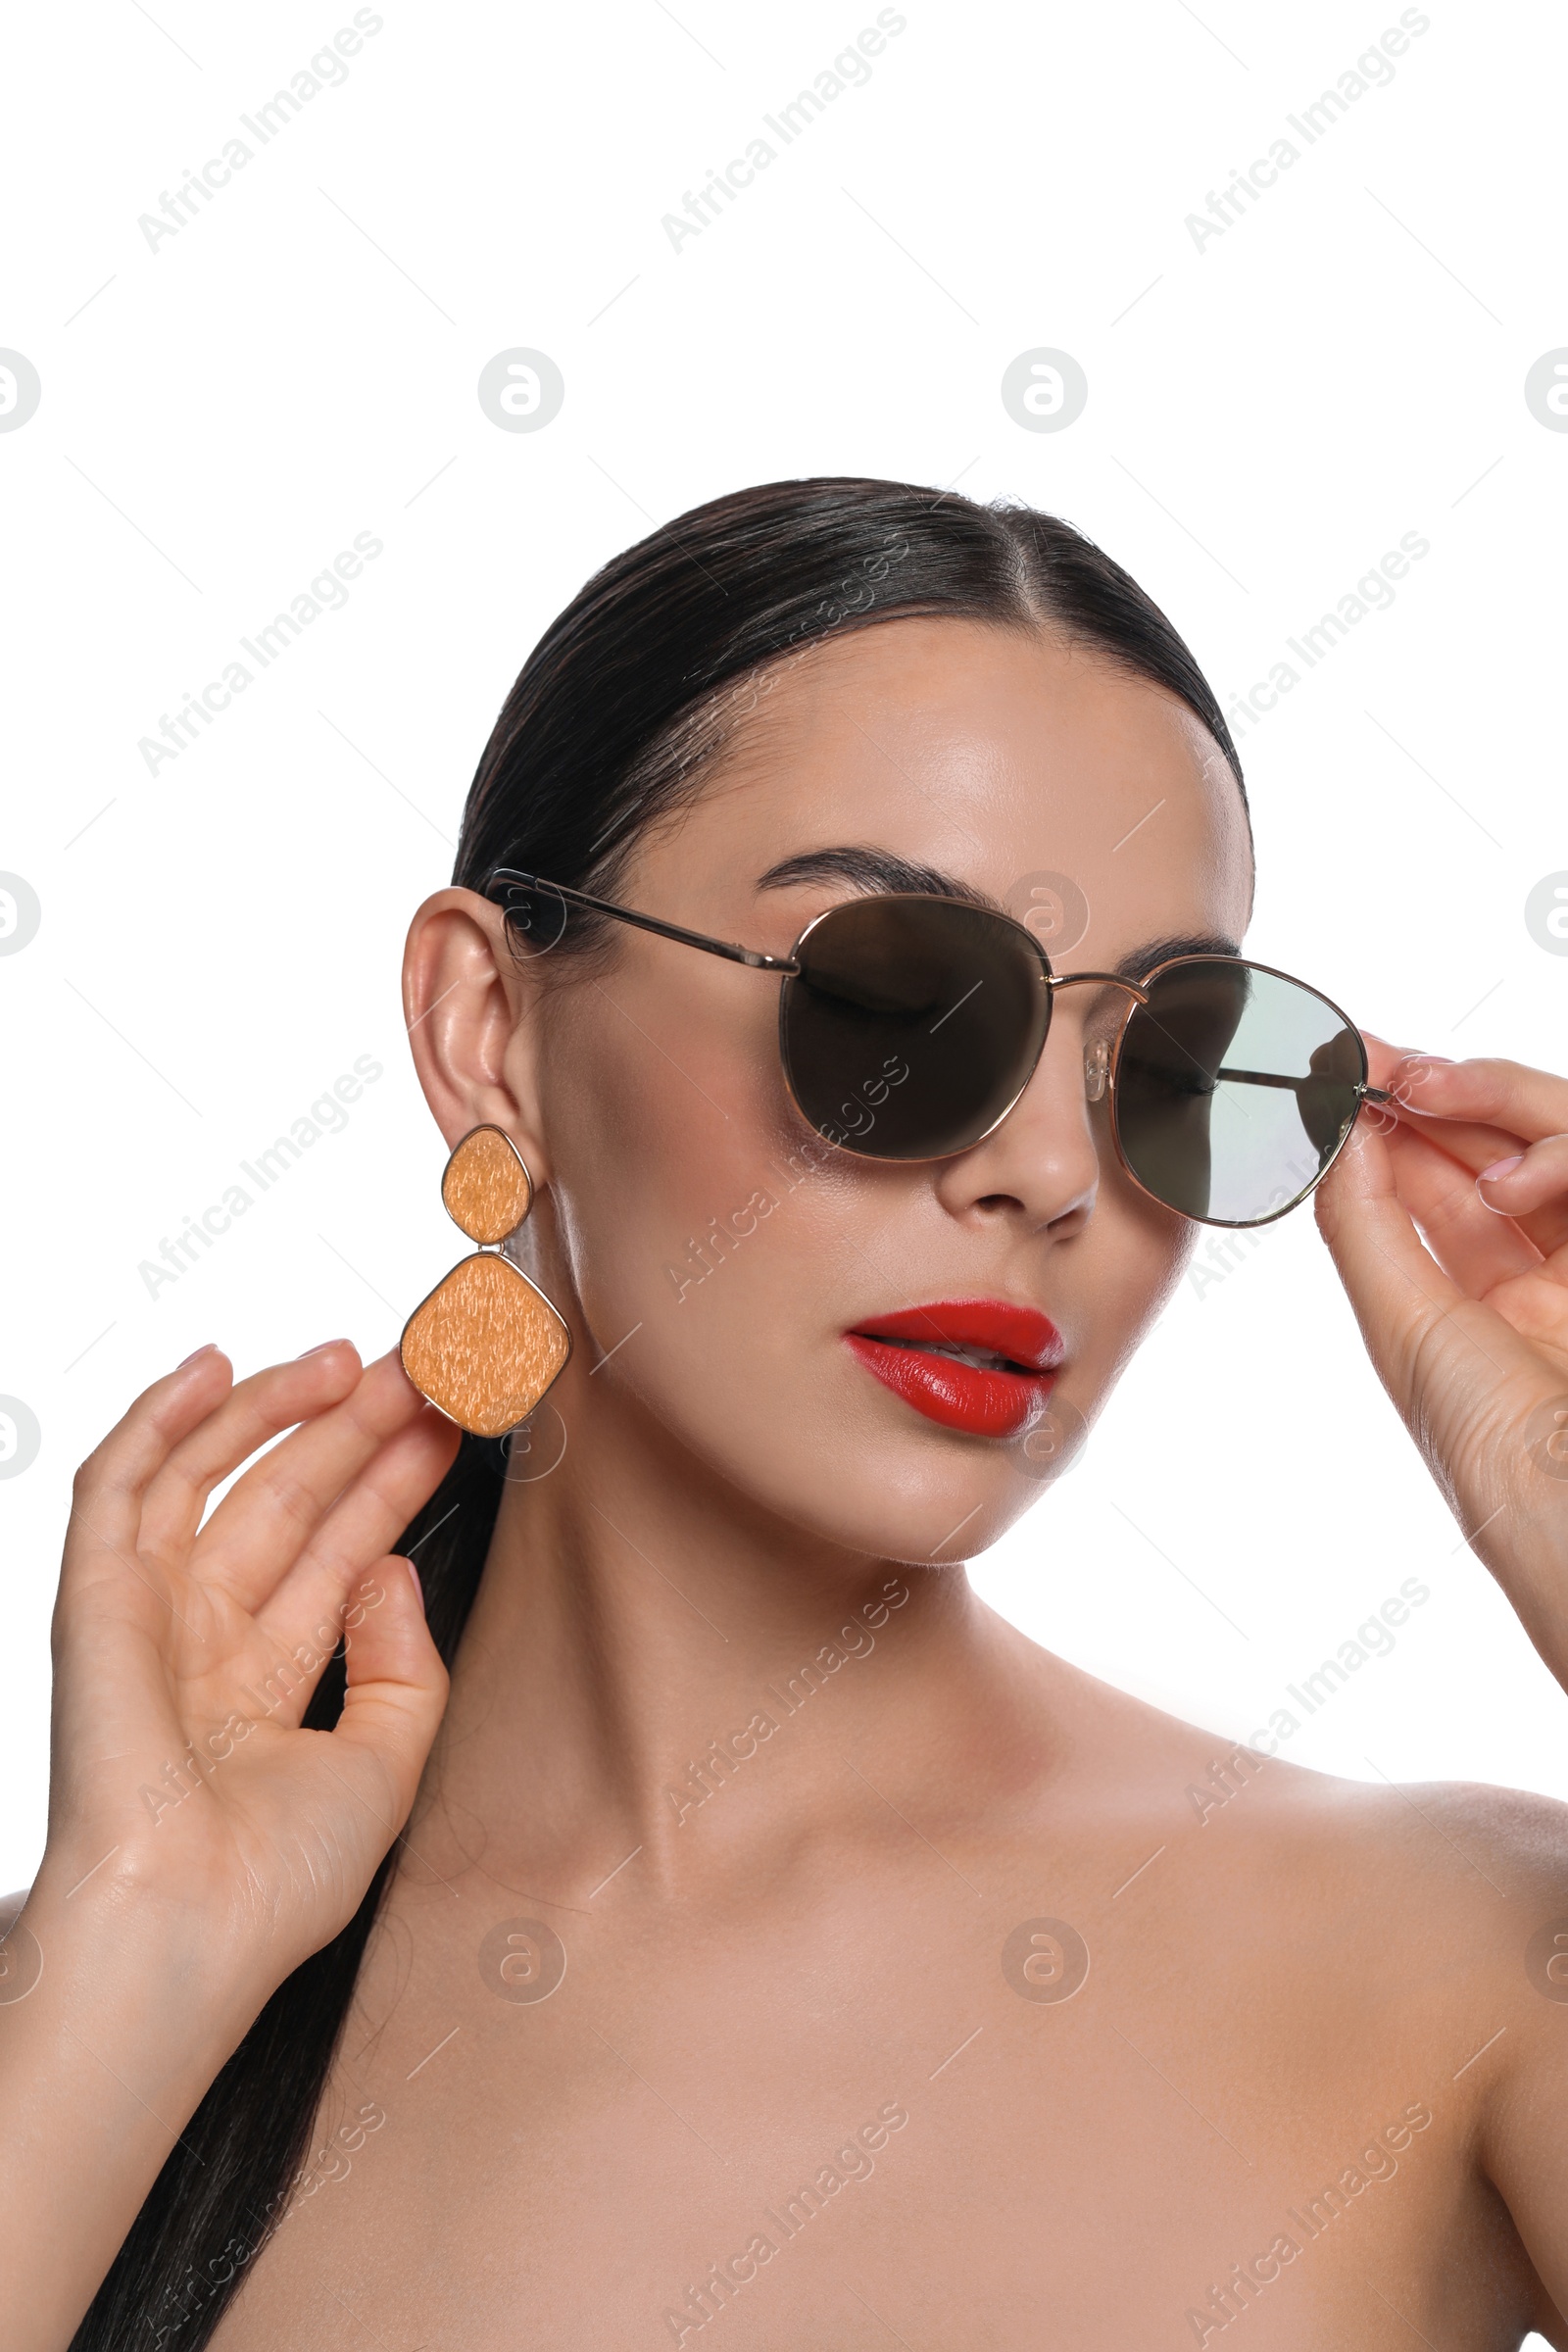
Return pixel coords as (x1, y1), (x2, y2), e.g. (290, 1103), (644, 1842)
(1314, 1042), (1568, 1686)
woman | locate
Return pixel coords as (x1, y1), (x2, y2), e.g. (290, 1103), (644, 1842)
(10, 479), (1568, 2347)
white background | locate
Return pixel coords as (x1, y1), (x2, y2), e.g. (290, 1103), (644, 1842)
(3, 0), (1564, 2017)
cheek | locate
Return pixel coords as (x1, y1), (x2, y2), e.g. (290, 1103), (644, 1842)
(542, 969), (817, 1356)
(1090, 1191), (1194, 1377)
(1078, 1110), (1195, 1377)
(539, 983), (892, 1517)
(557, 1105), (886, 1527)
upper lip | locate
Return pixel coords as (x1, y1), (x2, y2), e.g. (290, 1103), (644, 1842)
(846, 1298), (1065, 1375)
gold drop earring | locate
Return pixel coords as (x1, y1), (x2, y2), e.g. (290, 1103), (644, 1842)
(400, 1126), (571, 1437)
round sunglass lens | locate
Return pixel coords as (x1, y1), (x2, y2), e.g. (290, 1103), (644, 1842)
(1113, 959), (1364, 1225)
(781, 898), (1050, 1159)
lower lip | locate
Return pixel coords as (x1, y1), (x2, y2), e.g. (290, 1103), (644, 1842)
(843, 1336), (1057, 1438)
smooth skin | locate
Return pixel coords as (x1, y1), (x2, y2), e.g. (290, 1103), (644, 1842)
(7, 617), (1568, 2349)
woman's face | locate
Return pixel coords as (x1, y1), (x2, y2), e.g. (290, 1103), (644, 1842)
(483, 616), (1254, 1563)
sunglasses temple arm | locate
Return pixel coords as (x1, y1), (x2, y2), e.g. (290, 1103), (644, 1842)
(489, 868), (800, 973)
(1214, 1066), (1393, 1104)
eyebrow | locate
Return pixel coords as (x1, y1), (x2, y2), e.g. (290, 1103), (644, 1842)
(755, 846), (1242, 976)
(1111, 930), (1243, 979)
(756, 845), (997, 908)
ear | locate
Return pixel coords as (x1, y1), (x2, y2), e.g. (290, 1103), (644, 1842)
(402, 888), (552, 1178)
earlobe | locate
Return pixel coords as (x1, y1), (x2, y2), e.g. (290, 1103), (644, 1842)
(402, 887), (549, 1171)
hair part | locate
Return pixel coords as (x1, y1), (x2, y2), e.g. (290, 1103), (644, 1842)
(460, 477), (1246, 963)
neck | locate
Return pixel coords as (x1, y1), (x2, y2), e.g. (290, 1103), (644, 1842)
(410, 1389), (1042, 1904)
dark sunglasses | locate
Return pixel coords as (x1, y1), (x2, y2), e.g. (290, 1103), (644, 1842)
(489, 869), (1392, 1230)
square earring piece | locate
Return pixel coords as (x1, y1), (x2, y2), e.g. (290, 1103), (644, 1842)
(400, 1126), (571, 1437)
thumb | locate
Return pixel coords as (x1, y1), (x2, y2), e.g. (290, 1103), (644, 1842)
(1315, 1118), (1535, 1427)
(330, 1555), (449, 1835)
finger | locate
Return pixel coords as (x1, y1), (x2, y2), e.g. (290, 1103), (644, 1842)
(1360, 1053), (1553, 1258)
(54, 1352), (244, 1777)
(1314, 1120), (1538, 1429)
(327, 1551), (451, 1843)
(251, 1405), (460, 1701)
(1377, 1084), (1526, 1177)
(1375, 1050), (1568, 1256)
(1385, 1053), (1568, 1149)
(62, 1348), (235, 1614)
(192, 1354), (439, 1617)
(1474, 1132), (1568, 1263)
(137, 1341), (367, 1568)
(148, 1351), (431, 1620)
(1361, 1031), (1418, 1089)
(1384, 1124), (1544, 1295)
(1359, 1037), (1520, 1156)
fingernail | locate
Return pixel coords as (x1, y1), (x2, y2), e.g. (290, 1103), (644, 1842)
(299, 1339), (351, 1358)
(177, 1345), (216, 1368)
(1478, 1155), (1523, 1185)
(406, 1557), (424, 1610)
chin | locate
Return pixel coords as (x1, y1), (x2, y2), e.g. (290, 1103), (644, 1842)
(701, 1396), (1050, 1568)
(809, 1454), (1038, 1567)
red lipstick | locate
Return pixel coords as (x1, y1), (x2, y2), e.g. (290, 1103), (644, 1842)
(844, 1299), (1064, 1438)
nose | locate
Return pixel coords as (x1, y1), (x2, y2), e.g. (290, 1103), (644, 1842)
(929, 1000), (1105, 1238)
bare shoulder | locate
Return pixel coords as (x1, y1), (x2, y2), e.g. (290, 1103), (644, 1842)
(1365, 1778), (1568, 2041)
(1024, 1654), (1568, 2324)
(1047, 1641), (1568, 1865)
(1398, 1774), (1568, 1870)
(1038, 1644), (1568, 1942)
(0, 1888), (30, 1938)
(1223, 1753), (1568, 1910)
(992, 1625), (1568, 1932)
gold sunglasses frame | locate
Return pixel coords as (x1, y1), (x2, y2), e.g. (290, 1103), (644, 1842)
(489, 870), (1392, 1232)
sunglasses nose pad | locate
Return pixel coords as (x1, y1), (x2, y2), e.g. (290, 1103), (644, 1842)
(1083, 1039), (1109, 1103)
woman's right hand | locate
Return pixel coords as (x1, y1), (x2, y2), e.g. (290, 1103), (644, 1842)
(38, 1340), (461, 2000)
